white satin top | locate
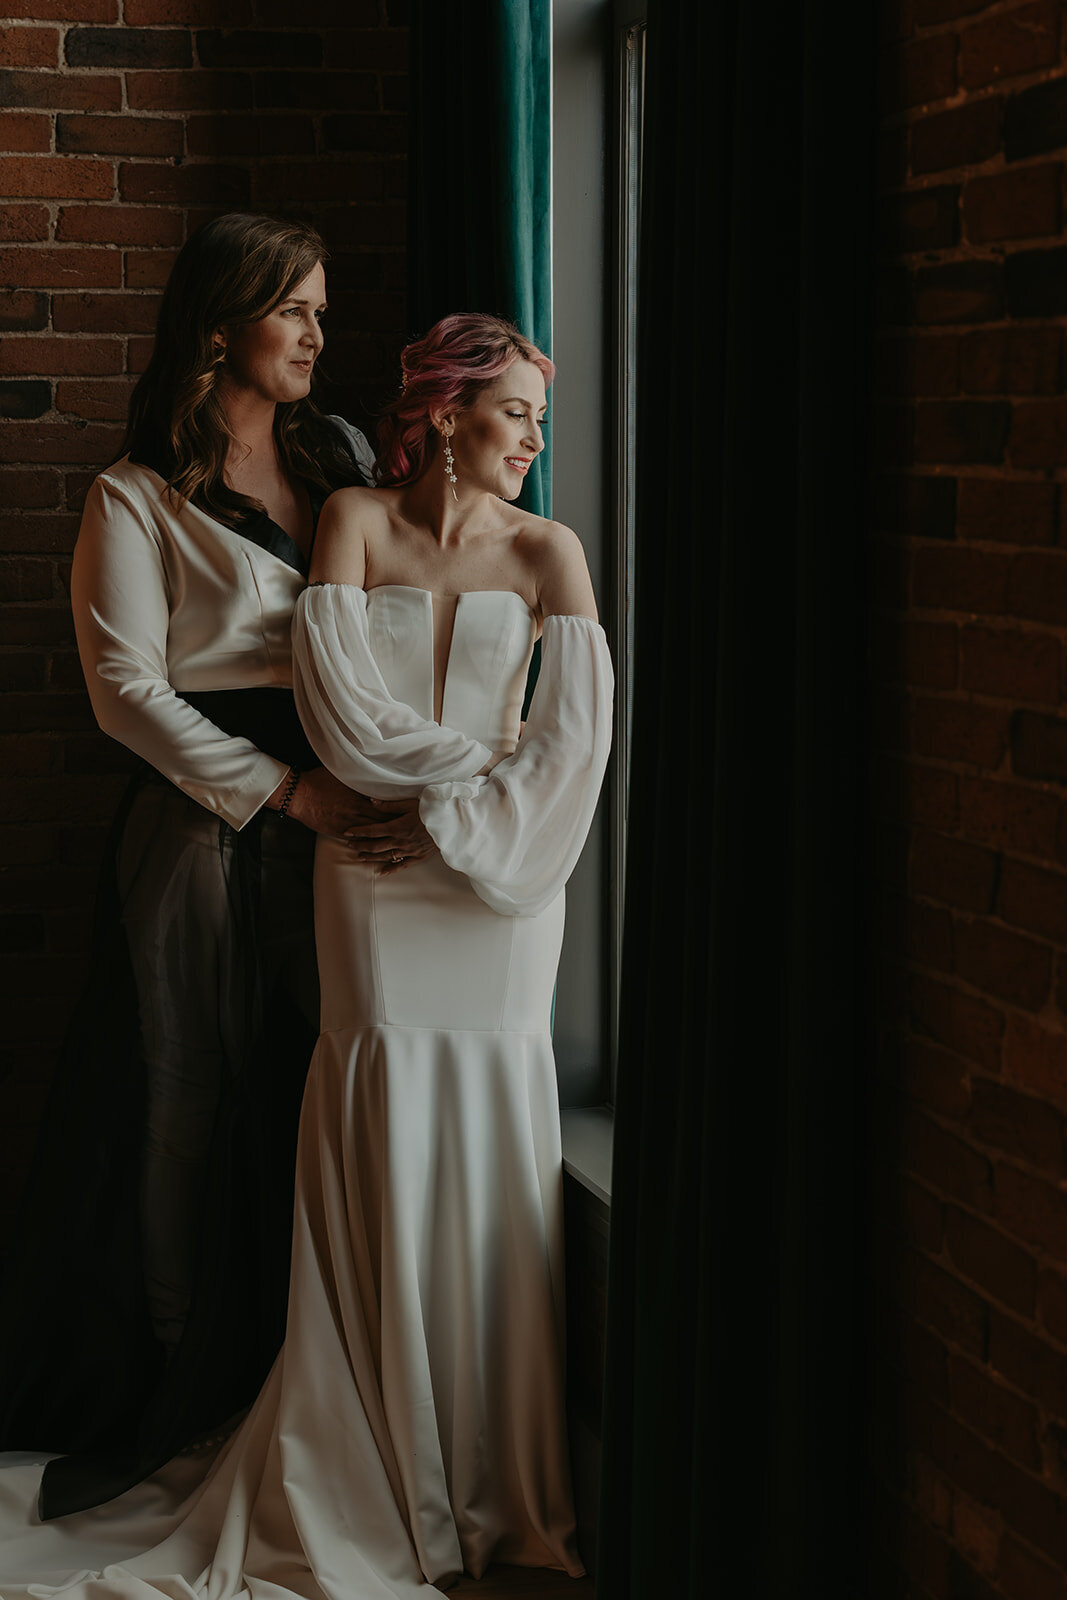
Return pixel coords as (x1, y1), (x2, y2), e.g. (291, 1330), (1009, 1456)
(70, 418), (374, 829)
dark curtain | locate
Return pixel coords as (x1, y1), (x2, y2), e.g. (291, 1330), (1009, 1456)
(408, 0), (552, 516)
(598, 4), (876, 1597)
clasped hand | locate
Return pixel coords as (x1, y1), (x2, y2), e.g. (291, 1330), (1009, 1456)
(282, 770), (435, 872)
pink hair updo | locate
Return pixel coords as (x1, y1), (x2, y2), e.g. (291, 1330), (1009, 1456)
(375, 312), (555, 487)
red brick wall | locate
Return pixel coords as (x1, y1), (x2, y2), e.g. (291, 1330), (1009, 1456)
(871, 3), (1067, 1595)
(0, 2), (408, 1245)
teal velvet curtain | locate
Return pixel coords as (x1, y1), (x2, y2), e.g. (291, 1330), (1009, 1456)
(597, 3), (876, 1596)
(408, 1), (552, 517)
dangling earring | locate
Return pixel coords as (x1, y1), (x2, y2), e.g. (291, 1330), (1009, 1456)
(443, 436), (458, 502)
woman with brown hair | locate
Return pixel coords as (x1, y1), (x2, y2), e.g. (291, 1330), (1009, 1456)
(0, 212), (408, 1518)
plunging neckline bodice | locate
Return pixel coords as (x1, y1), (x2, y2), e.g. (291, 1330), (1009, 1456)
(363, 584), (538, 751)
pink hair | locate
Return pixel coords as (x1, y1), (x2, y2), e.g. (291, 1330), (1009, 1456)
(375, 313), (555, 487)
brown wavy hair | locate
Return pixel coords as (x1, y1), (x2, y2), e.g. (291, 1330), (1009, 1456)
(124, 213), (365, 523)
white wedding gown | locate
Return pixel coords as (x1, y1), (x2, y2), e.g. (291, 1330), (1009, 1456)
(0, 585), (613, 1600)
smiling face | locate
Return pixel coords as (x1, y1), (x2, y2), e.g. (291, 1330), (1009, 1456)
(217, 261), (327, 406)
(446, 359), (547, 500)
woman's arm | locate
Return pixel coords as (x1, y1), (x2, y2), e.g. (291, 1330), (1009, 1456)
(72, 476), (290, 830)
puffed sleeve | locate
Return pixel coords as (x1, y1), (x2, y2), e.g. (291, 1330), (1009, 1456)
(71, 474), (290, 829)
(419, 615), (613, 916)
(291, 582), (494, 796)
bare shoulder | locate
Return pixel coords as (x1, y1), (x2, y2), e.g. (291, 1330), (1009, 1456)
(311, 486), (391, 585)
(516, 517), (598, 621)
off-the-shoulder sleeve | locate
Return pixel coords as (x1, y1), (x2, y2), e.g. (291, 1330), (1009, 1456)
(418, 615), (613, 917)
(291, 583), (494, 796)
(71, 475), (289, 829)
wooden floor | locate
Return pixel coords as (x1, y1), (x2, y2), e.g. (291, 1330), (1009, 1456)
(450, 1567), (595, 1598)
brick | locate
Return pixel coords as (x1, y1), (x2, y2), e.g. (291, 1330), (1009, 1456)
(871, 758), (960, 831)
(950, 1493), (1002, 1584)
(118, 162), (249, 206)
(910, 972), (1005, 1070)
(902, 1036), (971, 1120)
(0, 25), (60, 66)
(4, 0), (114, 14)
(127, 0), (251, 19)
(195, 29), (322, 68)
(957, 478), (1056, 548)
(0, 204), (49, 242)
(251, 71), (378, 110)
(965, 162), (1062, 245)
(959, 328), (1061, 396)
(0, 337), (123, 376)
(1005, 75), (1067, 162)
(881, 185), (960, 254)
(127, 335), (154, 373)
(915, 260), (1003, 326)
(949, 1352), (1040, 1464)
(321, 27), (407, 72)
(910, 696), (1009, 768)
(960, 624), (1059, 704)
(998, 1533), (1067, 1600)
(913, 544), (1011, 614)
(125, 249), (178, 288)
(960, 0), (1059, 91)
(914, 0), (988, 19)
(900, 1246), (991, 1351)
(65, 27), (191, 68)
(999, 857), (1067, 943)
(872, 334), (959, 400)
(995, 1158), (1067, 1271)
(956, 917), (1051, 1011)
(0, 290), (46, 331)
(875, 618), (958, 689)
(55, 378), (135, 422)
(1010, 551), (1067, 626)
(1038, 1267), (1067, 1344)
(322, 112), (408, 155)
(125, 70), (253, 111)
(185, 112), (315, 159)
(0, 246), (120, 291)
(891, 1175), (946, 1251)
(382, 74), (408, 114)
(0, 653), (44, 692)
(0, 422), (123, 468)
(0, 158), (112, 202)
(56, 113), (184, 158)
(911, 829), (999, 912)
(0, 113), (51, 154)
(1005, 245), (1067, 318)
(0, 70), (121, 113)
(253, 158), (384, 206)
(913, 400), (1009, 466)
(0, 380), (49, 420)
(1009, 396), (1067, 468)
(958, 774), (1058, 857)
(907, 897), (955, 971)
(972, 1076), (1066, 1174)
(56, 205), (183, 247)
(1003, 1011), (1067, 1104)
(871, 474), (957, 539)
(1013, 707), (1067, 783)
(0, 469), (62, 508)
(912, 97), (1003, 175)
(255, 0), (378, 23)
(53, 292), (160, 334)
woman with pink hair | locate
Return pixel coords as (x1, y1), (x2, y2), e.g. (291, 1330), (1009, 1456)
(0, 314), (612, 1599)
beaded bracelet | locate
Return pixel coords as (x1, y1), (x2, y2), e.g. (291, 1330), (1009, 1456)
(276, 767), (301, 821)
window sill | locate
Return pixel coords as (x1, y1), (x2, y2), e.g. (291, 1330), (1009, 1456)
(560, 1105), (613, 1207)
